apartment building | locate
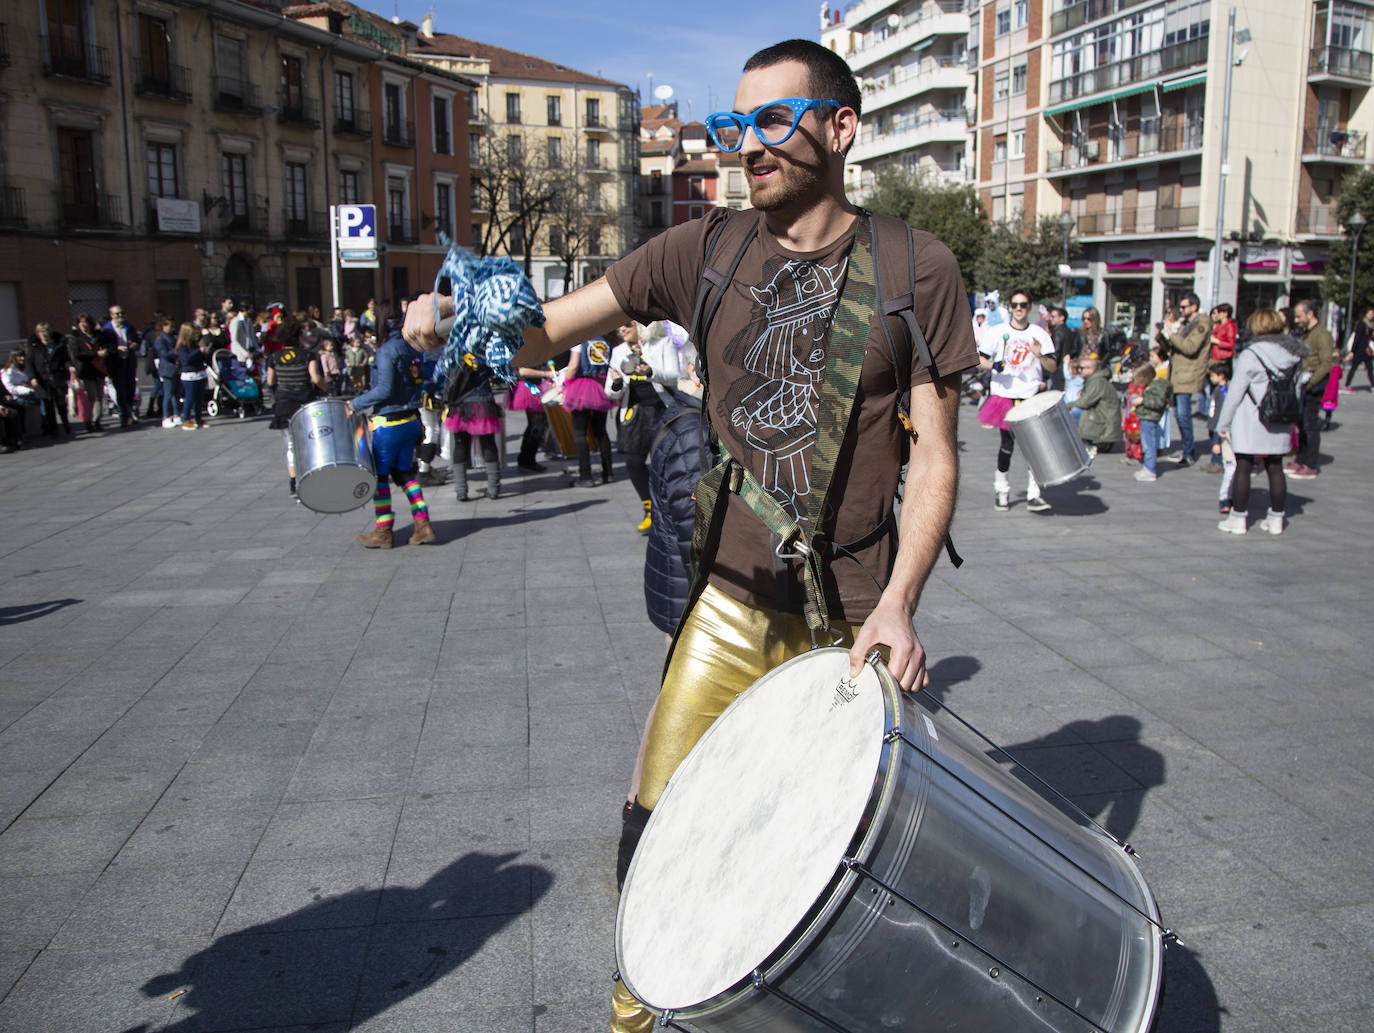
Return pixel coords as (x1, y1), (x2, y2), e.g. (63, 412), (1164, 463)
(283, 4), (476, 307)
(637, 106), (751, 242)
(821, 0), (974, 196)
(408, 23), (638, 298)
(0, 0), (385, 332)
(639, 104), (679, 242)
(970, 0), (1374, 332)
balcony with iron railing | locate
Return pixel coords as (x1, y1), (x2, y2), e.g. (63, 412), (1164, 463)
(1049, 0), (1151, 37)
(277, 93), (321, 129)
(388, 216), (414, 244)
(844, 0), (963, 31)
(850, 108), (968, 164)
(583, 116), (612, 133)
(284, 209), (328, 239)
(846, 7), (970, 72)
(1048, 36), (1208, 106)
(382, 119), (415, 147)
(43, 41), (111, 84)
(134, 60), (191, 101)
(1046, 114), (1203, 174)
(1303, 126), (1368, 162)
(1074, 204), (1199, 236)
(56, 190), (127, 230)
(0, 185), (25, 226)
(1309, 45), (1373, 82)
(213, 76), (263, 115)
(1296, 200), (1342, 236)
(862, 55), (969, 115)
(333, 108), (371, 138)
(220, 205), (270, 237)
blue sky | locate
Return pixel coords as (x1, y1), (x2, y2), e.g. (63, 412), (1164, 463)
(391, 1), (822, 120)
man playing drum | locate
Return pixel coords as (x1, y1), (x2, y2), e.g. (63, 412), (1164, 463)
(403, 39), (975, 1032)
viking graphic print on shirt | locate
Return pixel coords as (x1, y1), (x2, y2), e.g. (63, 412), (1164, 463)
(719, 254), (848, 522)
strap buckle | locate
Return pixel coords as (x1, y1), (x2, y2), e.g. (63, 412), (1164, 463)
(774, 535), (810, 562)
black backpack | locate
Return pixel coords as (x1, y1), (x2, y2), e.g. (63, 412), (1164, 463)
(1251, 351), (1300, 425)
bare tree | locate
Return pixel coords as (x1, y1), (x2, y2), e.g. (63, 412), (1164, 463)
(470, 129), (561, 276)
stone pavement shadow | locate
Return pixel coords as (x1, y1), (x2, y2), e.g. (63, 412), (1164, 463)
(1041, 475), (1108, 516)
(921, 655), (981, 705)
(0, 598), (82, 625)
(1154, 942), (1224, 1033)
(425, 497), (607, 541)
(121, 850), (552, 1033)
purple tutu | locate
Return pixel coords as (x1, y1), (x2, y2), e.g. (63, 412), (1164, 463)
(977, 394), (1016, 431)
(509, 380), (545, 412)
(444, 399), (502, 436)
(562, 375), (616, 412)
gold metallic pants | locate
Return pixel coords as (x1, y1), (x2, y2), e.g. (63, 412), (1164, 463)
(610, 585), (861, 1033)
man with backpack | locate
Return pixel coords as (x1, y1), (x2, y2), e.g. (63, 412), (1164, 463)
(403, 39), (975, 1031)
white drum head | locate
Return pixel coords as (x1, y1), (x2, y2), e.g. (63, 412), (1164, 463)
(1004, 389), (1064, 422)
(617, 649), (887, 1011)
(297, 464), (375, 513)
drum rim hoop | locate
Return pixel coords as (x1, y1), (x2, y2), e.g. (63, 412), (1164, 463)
(616, 647), (904, 1018)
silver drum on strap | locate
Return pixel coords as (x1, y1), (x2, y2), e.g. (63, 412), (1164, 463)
(617, 648), (1166, 1033)
(289, 398), (376, 513)
(1004, 389), (1092, 486)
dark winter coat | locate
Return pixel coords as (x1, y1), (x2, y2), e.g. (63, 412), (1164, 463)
(644, 393), (709, 635)
(153, 332), (179, 378)
(1068, 367), (1123, 444)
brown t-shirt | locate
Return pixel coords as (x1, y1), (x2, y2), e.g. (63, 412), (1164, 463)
(607, 208), (976, 622)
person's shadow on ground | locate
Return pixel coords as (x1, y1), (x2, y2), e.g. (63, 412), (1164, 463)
(123, 851), (552, 1032)
(0, 598), (81, 625)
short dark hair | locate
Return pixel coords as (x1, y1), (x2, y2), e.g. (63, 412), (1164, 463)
(1008, 288), (1032, 304)
(1295, 297), (1318, 317)
(1182, 292), (1201, 308)
(743, 39), (862, 119)
(1214, 302), (1233, 317)
(1050, 305), (1068, 319)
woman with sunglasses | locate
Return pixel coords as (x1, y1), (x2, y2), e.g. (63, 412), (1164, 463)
(977, 287), (1059, 512)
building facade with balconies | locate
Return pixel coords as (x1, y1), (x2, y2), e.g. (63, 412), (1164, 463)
(407, 23), (637, 298)
(972, 0), (1373, 333)
(638, 103), (681, 244)
(821, 0), (974, 198)
(0, 0), (390, 335)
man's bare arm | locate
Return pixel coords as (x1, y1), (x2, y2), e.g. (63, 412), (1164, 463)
(847, 371), (961, 692)
(402, 278), (629, 364)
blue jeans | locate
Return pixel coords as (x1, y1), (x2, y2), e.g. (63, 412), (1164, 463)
(1173, 391), (1196, 460)
(161, 376), (180, 419)
(180, 379), (201, 423)
(1141, 419), (1162, 474)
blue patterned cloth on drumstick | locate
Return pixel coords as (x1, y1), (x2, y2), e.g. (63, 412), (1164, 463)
(432, 237), (545, 387)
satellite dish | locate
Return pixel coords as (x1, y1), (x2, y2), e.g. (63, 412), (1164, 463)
(654, 84), (675, 100)
(887, 12), (901, 27)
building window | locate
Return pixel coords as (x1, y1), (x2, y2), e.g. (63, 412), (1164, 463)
(1013, 0), (1028, 30)
(58, 127), (98, 219)
(649, 169), (663, 195)
(689, 176), (706, 200)
(221, 152), (248, 223)
(214, 35), (248, 105)
(585, 96), (600, 126)
(335, 70), (356, 123)
(384, 81), (405, 138)
(509, 181), (522, 211)
(506, 92), (521, 123)
(586, 138), (600, 167)
(547, 94), (561, 126)
(547, 136), (562, 167)
(993, 135), (1007, 162)
(549, 225), (563, 253)
(468, 91), (480, 119)
(727, 170), (744, 194)
(1012, 63), (1027, 95)
(507, 134), (522, 163)
(1012, 129), (1025, 157)
(281, 54), (305, 113)
(146, 141), (178, 199)
(433, 95), (451, 154)
(138, 14), (171, 84)
(284, 161), (308, 229)
(470, 136), (480, 163)
(995, 5), (1011, 36)
(472, 223), (483, 251)
(689, 204), (704, 220)
(995, 72), (1009, 100)
(387, 177), (407, 240)
(509, 222), (525, 254)
(435, 181), (452, 241)
(339, 169), (359, 204)
(650, 199), (664, 226)
(588, 228), (601, 254)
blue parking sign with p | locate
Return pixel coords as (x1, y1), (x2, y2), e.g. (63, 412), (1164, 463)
(337, 204), (376, 242)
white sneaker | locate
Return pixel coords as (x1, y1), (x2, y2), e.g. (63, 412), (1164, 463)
(162, 417), (177, 428)
(1258, 510), (1285, 535)
(1133, 469), (1157, 482)
(1217, 511), (1248, 535)
(993, 489), (1010, 511)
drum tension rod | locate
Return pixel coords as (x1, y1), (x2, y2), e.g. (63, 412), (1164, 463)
(749, 969), (858, 1033)
(839, 858), (1118, 1033)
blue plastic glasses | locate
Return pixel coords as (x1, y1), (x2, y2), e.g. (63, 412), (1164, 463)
(705, 97), (841, 152)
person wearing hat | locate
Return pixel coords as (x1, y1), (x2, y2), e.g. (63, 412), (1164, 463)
(1067, 352), (1122, 458)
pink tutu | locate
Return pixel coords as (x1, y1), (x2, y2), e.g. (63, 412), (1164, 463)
(977, 394), (1016, 430)
(509, 380), (545, 412)
(562, 376), (616, 412)
(444, 399), (502, 436)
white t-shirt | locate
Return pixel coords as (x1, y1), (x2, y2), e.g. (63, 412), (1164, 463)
(979, 322), (1055, 399)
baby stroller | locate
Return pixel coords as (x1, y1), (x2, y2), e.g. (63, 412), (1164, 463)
(207, 349), (263, 419)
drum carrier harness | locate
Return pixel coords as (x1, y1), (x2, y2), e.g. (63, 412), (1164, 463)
(677, 208), (962, 654)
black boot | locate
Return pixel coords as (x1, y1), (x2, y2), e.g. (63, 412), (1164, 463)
(616, 798), (652, 891)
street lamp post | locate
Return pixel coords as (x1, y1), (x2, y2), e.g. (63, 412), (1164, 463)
(1059, 210), (1075, 306)
(1346, 210), (1366, 348)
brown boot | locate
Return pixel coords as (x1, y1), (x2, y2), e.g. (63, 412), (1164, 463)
(409, 515), (437, 545)
(356, 524), (394, 549)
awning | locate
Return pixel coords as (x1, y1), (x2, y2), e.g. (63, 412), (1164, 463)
(909, 37), (935, 53)
(1161, 72), (1207, 92)
(1044, 80), (1156, 118)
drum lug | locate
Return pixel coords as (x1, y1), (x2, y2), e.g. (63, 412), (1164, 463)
(864, 649), (883, 669)
(883, 727), (905, 744)
(1163, 928), (1185, 948)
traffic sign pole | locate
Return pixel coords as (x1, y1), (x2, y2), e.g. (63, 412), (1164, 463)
(330, 205), (341, 311)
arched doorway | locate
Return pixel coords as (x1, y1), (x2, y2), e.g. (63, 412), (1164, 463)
(224, 253), (256, 311)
